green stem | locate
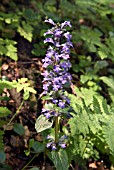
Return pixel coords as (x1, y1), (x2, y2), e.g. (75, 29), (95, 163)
(6, 100), (24, 129)
(0, 57), (2, 78)
(21, 153), (39, 170)
(55, 116), (59, 143)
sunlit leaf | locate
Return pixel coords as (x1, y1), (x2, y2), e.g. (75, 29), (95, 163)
(35, 114), (53, 133)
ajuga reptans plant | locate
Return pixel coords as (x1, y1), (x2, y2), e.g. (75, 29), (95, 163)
(41, 18), (73, 150)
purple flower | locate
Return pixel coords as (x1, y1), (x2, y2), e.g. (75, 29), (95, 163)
(64, 32), (72, 41)
(60, 61), (71, 71)
(59, 143), (66, 148)
(53, 65), (61, 73)
(53, 84), (62, 91)
(44, 18), (56, 25)
(47, 141), (53, 148)
(59, 53), (70, 59)
(44, 30), (53, 36)
(54, 29), (63, 37)
(61, 21), (72, 28)
(58, 100), (65, 108)
(43, 83), (50, 91)
(44, 38), (54, 44)
(52, 99), (58, 104)
(52, 144), (57, 150)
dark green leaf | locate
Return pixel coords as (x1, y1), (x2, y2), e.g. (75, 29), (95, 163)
(13, 123), (25, 136)
(32, 141), (45, 153)
(0, 151), (6, 163)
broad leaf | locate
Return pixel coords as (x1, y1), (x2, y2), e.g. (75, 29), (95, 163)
(32, 141), (45, 153)
(100, 76), (114, 90)
(35, 114), (53, 133)
(13, 123), (25, 136)
(51, 149), (69, 170)
(0, 107), (11, 117)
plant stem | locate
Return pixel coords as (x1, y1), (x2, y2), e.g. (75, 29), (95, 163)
(0, 57), (2, 78)
(56, 0), (60, 10)
(21, 153), (39, 170)
(6, 100), (24, 128)
(55, 116), (59, 143)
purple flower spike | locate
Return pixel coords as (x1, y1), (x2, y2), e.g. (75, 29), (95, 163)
(41, 19), (73, 150)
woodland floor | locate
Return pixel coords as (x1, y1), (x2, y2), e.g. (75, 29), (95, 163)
(0, 35), (111, 170)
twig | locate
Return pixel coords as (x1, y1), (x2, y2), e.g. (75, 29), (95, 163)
(21, 153), (39, 170)
(5, 100), (24, 129)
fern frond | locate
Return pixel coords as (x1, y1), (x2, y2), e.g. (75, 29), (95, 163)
(93, 96), (103, 114)
(103, 116), (114, 156)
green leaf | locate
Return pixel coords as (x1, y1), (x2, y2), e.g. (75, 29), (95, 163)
(51, 149), (69, 170)
(6, 44), (18, 61)
(35, 114), (53, 133)
(94, 60), (108, 73)
(98, 51), (108, 59)
(29, 138), (34, 148)
(24, 150), (30, 156)
(13, 123), (25, 136)
(41, 95), (53, 100)
(0, 80), (13, 90)
(32, 141), (45, 153)
(103, 117), (114, 155)
(26, 87), (36, 94)
(100, 76), (114, 90)
(0, 120), (6, 127)
(18, 78), (28, 83)
(16, 85), (23, 92)
(0, 107), (11, 117)
(0, 151), (6, 163)
(23, 90), (30, 100)
(17, 21), (33, 42)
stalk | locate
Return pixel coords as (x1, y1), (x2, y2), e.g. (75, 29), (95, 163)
(5, 100), (24, 130)
(56, 0), (60, 10)
(0, 57), (2, 78)
(55, 116), (59, 143)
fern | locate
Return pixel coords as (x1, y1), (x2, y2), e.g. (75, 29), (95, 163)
(102, 115), (114, 155)
(92, 96), (103, 115)
(69, 87), (114, 160)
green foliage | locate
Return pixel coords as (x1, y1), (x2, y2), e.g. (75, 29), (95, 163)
(68, 86), (114, 162)
(50, 149), (69, 170)
(24, 138), (45, 156)
(0, 106), (11, 152)
(0, 77), (36, 164)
